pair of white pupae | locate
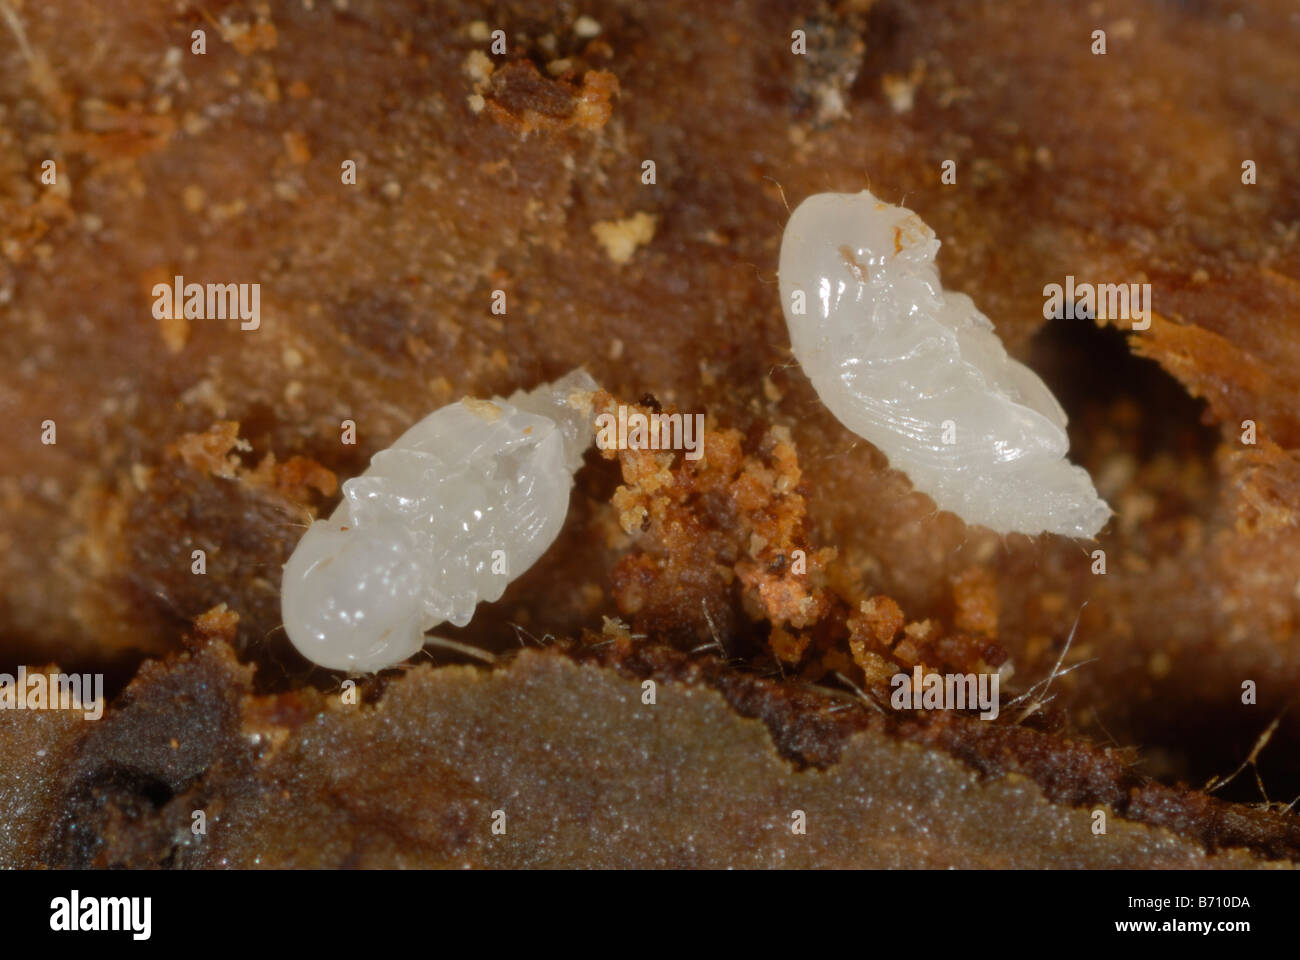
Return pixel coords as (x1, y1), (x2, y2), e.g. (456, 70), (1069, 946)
(281, 192), (1107, 672)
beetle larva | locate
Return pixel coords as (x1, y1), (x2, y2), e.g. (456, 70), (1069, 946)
(779, 190), (1110, 538)
(281, 369), (598, 672)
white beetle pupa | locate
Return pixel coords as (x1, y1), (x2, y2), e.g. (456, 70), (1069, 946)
(281, 369), (598, 672)
(779, 190), (1110, 538)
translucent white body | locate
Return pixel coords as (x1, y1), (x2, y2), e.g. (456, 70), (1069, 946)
(281, 369), (598, 672)
(779, 191), (1109, 537)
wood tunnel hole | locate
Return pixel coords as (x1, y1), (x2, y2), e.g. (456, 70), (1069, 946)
(1028, 316), (1300, 803)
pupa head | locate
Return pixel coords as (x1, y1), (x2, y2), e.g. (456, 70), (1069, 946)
(779, 190), (940, 308)
(280, 516), (432, 673)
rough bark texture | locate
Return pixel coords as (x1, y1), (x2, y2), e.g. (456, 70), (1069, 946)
(11, 639), (1298, 869)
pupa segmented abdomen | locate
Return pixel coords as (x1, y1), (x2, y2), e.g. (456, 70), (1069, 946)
(280, 369), (598, 672)
(778, 190), (1110, 538)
